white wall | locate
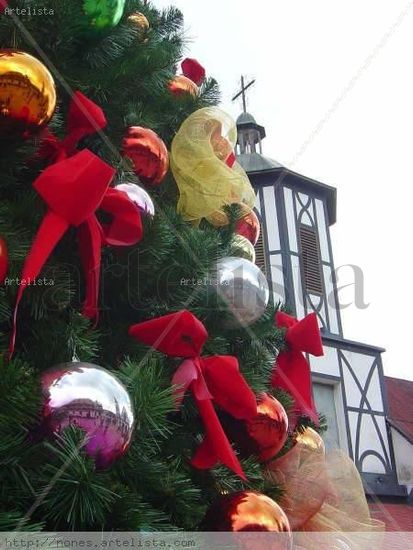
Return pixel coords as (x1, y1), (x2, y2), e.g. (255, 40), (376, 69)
(391, 427), (413, 493)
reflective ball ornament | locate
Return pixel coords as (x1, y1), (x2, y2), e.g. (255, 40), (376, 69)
(115, 182), (155, 218)
(235, 207), (260, 245)
(213, 257), (269, 327)
(82, 0), (125, 30)
(206, 204), (260, 243)
(294, 426), (325, 455)
(127, 12), (150, 40)
(230, 234), (256, 263)
(201, 490), (292, 536)
(123, 126), (169, 186)
(0, 237), (8, 284)
(0, 50), (56, 139)
(168, 75), (199, 97)
(41, 362), (134, 469)
(245, 393), (289, 462)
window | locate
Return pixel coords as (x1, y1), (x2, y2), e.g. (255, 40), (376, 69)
(299, 225), (323, 295)
(313, 383), (340, 451)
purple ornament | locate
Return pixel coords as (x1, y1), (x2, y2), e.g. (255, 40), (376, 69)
(41, 362), (134, 469)
(116, 182), (155, 217)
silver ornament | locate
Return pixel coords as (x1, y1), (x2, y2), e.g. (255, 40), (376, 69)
(213, 257), (269, 327)
(116, 182), (155, 217)
(41, 362), (134, 468)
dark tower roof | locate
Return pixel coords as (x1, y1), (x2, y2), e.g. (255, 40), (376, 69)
(236, 111), (283, 172)
(235, 111), (337, 225)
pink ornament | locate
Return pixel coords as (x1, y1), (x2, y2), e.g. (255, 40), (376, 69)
(41, 362), (134, 469)
(115, 183), (155, 217)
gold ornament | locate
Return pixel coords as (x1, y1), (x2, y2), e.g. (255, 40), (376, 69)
(230, 234), (256, 263)
(202, 490), (292, 534)
(295, 427), (325, 455)
(0, 50), (56, 138)
(127, 12), (150, 40)
(168, 75), (199, 97)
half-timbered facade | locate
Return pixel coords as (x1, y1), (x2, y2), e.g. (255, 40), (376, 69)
(235, 110), (405, 497)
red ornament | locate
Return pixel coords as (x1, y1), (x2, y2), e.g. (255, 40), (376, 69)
(0, 237), (8, 283)
(235, 206), (260, 245)
(245, 393), (289, 462)
(122, 126), (169, 186)
(181, 58), (205, 86)
(201, 490), (292, 535)
(168, 75), (199, 97)
(219, 393), (288, 463)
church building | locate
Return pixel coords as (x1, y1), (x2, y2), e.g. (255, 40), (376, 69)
(233, 91), (406, 500)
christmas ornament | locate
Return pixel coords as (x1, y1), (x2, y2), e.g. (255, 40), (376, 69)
(201, 491), (292, 535)
(206, 204), (260, 242)
(168, 75), (199, 97)
(213, 257), (269, 327)
(127, 12), (149, 39)
(205, 203), (250, 228)
(221, 393), (288, 462)
(236, 206), (260, 245)
(0, 237), (8, 283)
(245, 393), (288, 461)
(230, 234), (255, 263)
(115, 183), (155, 218)
(41, 362), (134, 468)
(122, 126), (169, 186)
(271, 312), (323, 424)
(9, 92), (143, 356)
(294, 426), (325, 455)
(181, 58), (205, 86)
(82, 0), (125, 30)
(171, 107), (255, 223)
(129, 310), (257, 479)
(0, 50), (56, 138)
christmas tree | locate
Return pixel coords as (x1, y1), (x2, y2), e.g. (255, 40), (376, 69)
(0, 0), (377, 537)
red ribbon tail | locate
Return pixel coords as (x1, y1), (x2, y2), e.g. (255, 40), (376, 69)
(9, 210), (69, 357)
(271, 350), (319, 424)
(191, 396), (246, 479)
(78, 216), (103, 323)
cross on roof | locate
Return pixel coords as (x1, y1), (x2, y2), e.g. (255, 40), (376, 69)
(232, 75), (256, 114)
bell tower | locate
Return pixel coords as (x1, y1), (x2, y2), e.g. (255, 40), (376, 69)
(235, 100), (340, 336)
(233, 78), (404, 498)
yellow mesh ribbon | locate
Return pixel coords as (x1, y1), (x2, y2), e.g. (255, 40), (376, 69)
(267, 429), (384, 548)
(170, 107), (255, 223)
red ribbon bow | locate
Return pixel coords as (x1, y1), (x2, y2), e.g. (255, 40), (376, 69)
(9, 93), (143, 355)
(271, 312), (324, 424)
(181, 58), (206, 86)
(129, 310), (257, 479)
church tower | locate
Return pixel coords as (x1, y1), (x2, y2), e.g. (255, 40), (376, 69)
(234, 81), (404, 497)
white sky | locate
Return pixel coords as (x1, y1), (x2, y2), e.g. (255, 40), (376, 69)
(156, 0), (413, 380)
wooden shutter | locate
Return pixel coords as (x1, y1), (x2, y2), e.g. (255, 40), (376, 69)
(299, 225), (323, 294)
(255, 230), (267, 275)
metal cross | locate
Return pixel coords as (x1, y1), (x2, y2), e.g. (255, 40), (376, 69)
(232, 75), (256, 113)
